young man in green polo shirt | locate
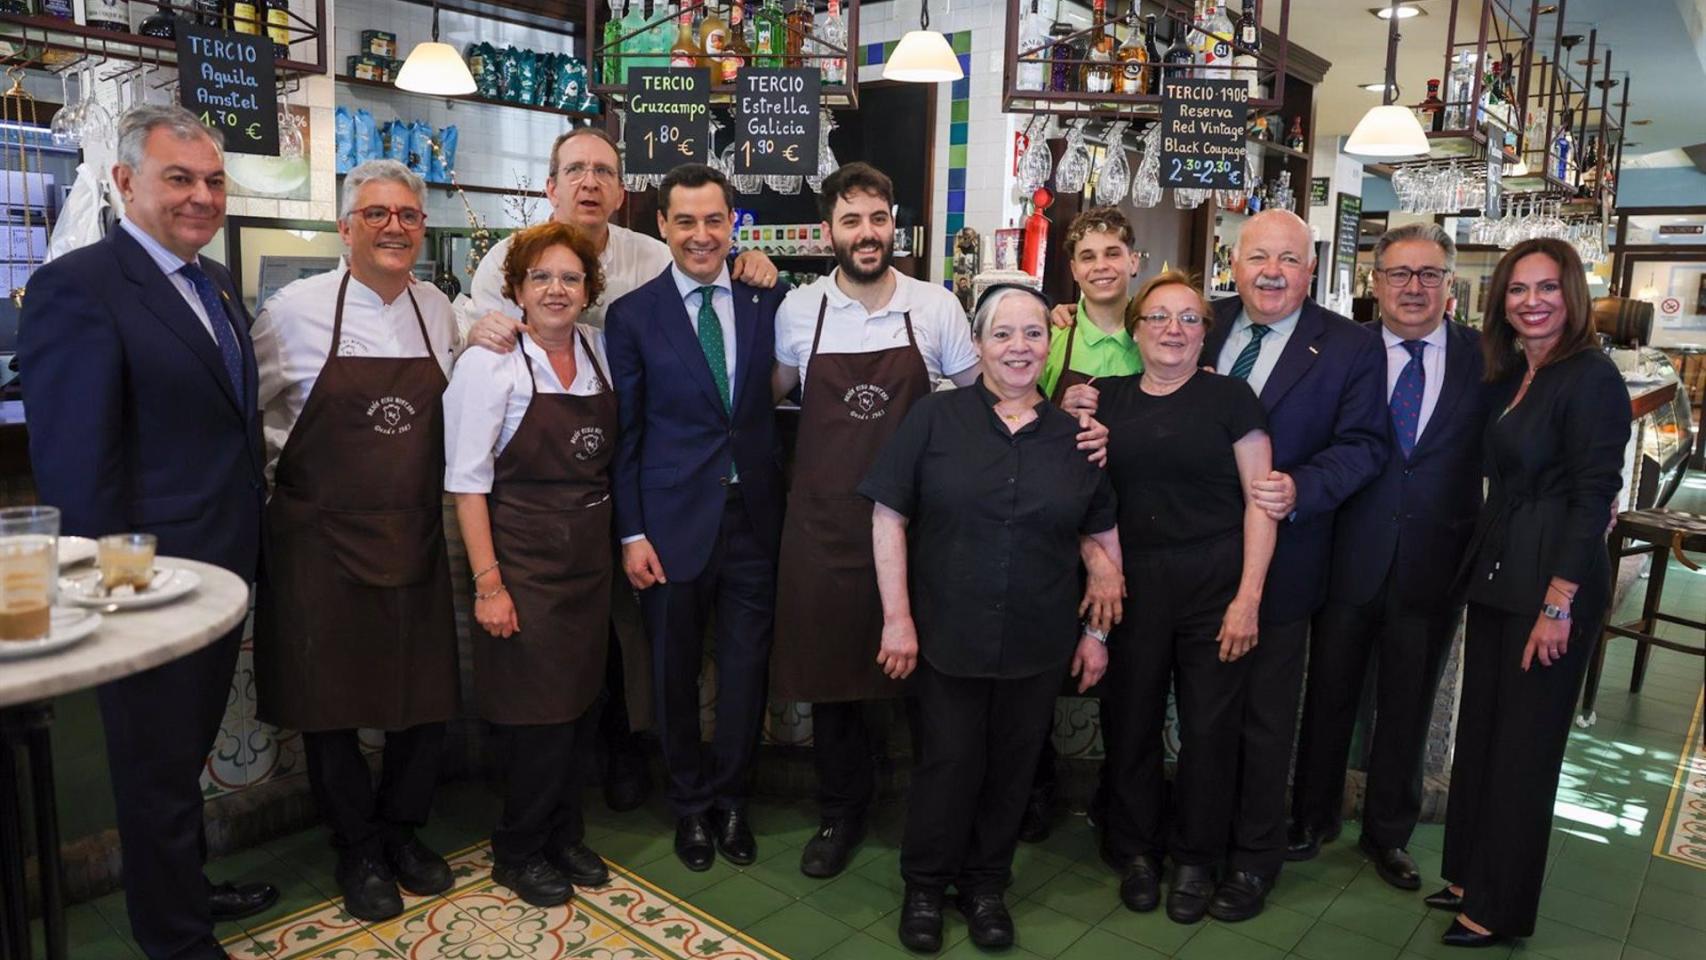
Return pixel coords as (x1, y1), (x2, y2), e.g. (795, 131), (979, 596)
(1039, 207), (1144, 405)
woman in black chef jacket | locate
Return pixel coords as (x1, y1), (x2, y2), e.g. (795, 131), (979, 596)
(859, 284), (1124, 954)
(444, 222), (616, 906)
(1087, 271), (1276, 924)
(1434, 238), (1630, 948)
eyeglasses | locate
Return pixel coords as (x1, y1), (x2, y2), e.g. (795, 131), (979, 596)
(525, 270), (586, 290)
(1375, 266), (1450, 289)
(1137, 311), (1205, 328)
(558, 162), (619, 184)
(355, 205), (426, 230)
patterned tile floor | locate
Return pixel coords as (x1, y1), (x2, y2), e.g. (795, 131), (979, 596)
(54, 478), (1706, 959)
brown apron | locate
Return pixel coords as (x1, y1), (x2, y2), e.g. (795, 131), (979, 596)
(256, 272), (459, 732)
(771, 296), (931, 703)
(1049, 318), (1095, 405)
(476, 331), (617, 725)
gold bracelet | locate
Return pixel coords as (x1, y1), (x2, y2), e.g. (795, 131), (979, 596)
(472, 560), (500, 583)
(474, 584), (507, 601)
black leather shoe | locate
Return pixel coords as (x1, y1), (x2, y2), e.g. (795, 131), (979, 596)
(898, 887), (944, 953)
(1166, 863), (1215, 924)
(955, 892), (1015, 949)
(713, 808), (757, 866)
(1119, 855), (1162, 913)
(386, 837), (453, 896)
(1284, 823), (1339, 862)
(800, 819), (865, 879)
(1018, 789), (1052, 844)
(1441, 917), (1509, 948)
(491, 854), (574, 908)
(335, 854), (403, 922)
(209, 882), (279, 922)
(1207, 870), (1271, 922)
(603, 744), (652, 813)
(675, 815), (716, 872)
(1425, 886), (1465, 911)
(1358, 836), (1421, 891)
(547, 840), (611, 888)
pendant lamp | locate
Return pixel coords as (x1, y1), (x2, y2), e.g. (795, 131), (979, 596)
(1344, 0), (1430, 159)
(884, 1), (964, 83)
(396, 0), (477, 96)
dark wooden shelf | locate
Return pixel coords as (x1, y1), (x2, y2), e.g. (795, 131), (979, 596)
(1249, 138), (1309, 161)
(335, 73), (601, 122)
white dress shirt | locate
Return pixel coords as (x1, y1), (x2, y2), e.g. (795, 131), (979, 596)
(1216, 307), (1302, 395)
(117, 218), (221, 342)
(774, 268), (978, 387)
(467, 223), (673, 333)
(1382, 321), (1448, 441)
(443, 324), (609, 494)
(670, 262), (737, 385)
(253, 265), (461, 482)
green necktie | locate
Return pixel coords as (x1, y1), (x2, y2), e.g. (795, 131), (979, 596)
(1228, 323), (1270, 382)
(696, 285), (732, 413)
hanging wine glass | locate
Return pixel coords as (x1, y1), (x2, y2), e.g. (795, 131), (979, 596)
(76, 62), (113, 147)
(765, 174), (802, 194)
(276, 85), (304, 160)
(1017, 118), (1054, 195)
(806, 111), (839, 193)
(1129, 126), (1163, 208)
(1090, 121), (1129, 207)
(1054, 119), (1092, 195)
(50, 68), (78, 146)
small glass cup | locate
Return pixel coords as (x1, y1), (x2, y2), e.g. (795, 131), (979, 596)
(98, 533), (158, 594)
(0, 506), (60, 642)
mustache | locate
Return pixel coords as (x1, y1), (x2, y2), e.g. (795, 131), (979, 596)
(1254, 276), (1288, 290)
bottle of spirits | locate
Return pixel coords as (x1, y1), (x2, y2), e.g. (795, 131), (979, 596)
(1017, 0), (1049, 91)
(230, 0), (261, 36)
(138, 2), (177, 39)
(754, 0), (784, 68)
(670, 7), (703, 68)
(1048, 18), (1076, 92)
(1417, 78), (1444, 132)
(1580, 135), (1599, 196)
(1445, 52), (1474, 128)
(1232, 1), (1259, 97)
(1199, 1), (1234, 81)
(266, 0), (290, 59)
(1143, 12), (1162, 93)
(1163, 20), (1194, 84)
(1080, 0), (1116, 95)
(1114, 6), (1149, 96)
(1478, 59), (1503, 131)
(700, 0), (731, 76)
(604, 0), (627, 86)
(818, 0), (846, 84)
(83, 0), (130, 32)
(723, 1), (752, 83)
(1285, 115), (1305, 151)
(193, 0), (224, 28)
(784, 0), (812, 69)
(1552, 108), (1574, 182)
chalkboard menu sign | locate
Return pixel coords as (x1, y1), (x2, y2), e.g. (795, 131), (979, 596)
(176, 22), (279, 157)
(624, 68), (711, 176)
(734, 68), (819, 176)
(1310, 177), (1330, 207)
(1158, 78), (1249, 191)
(1332, 192), (1362, 294)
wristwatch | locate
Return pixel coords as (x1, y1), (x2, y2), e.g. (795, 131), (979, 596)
(1540, 603), (1571, 621)
(1082, 624), (1108, 644)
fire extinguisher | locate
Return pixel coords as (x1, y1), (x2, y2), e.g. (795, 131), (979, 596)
(1021, 186), (1053, 279)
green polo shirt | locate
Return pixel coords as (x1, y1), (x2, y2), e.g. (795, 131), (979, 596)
(1039, 301), (1143, 397)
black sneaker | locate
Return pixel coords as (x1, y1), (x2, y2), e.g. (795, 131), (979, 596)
(491, 854), (575, 908)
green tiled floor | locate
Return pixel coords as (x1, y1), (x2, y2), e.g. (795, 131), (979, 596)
(55, 475), (1706, 958)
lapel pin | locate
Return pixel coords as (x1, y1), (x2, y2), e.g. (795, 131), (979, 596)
(1308, 346), (1319, 355)
(751, 294), (759, 303)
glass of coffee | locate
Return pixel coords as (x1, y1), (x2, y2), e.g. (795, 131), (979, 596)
(98, 533), (158, 594)
(0, 506), (60, 642)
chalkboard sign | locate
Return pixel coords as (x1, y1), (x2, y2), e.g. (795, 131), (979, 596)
(176, 22), (278, 157)
(624, 68), (711, 176)
(1332, 192), (1362, 295)
(734, 68), (819, 176)
(1158, 78), (1249, 191)
(1310, 177), (1329, 207)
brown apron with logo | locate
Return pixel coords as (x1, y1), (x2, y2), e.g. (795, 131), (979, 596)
(476, 331), (617, 725)
(1049, 319), (1095, 405)
(256, 272), (459, 732)
(771, 296), (931, 703)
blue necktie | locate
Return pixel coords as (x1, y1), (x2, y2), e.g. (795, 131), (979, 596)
(1390, 339), (1427, 458)
(1228, 323), (1270, 381)
(179, 262), (245, 399)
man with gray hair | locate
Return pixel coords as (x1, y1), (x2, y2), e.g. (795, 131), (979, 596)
(1286, 222), (1492, 891)
(250, 158), (461, 923)
(20, 104), (276, 958)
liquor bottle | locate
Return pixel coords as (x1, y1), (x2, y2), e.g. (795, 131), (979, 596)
(784, 0), (812, 69)
(1285, 115), (1305, 151)
(193, 0), (224, 28)
(1080, 0), (1115, 95)
(266, 0), (290, 59)
(1417, 78), (1444, 132)
(1580, 135), (1599, 196)
(1143, 12), (1162, 93)
(754, 0), (784, 68)
(1114, 6), (1149, 96)
(670, 7), (703, 67)
(1198, 1), (1234, 81)
(818, 0), (846, 84)
(82, 0), (130, 32)
(700, 0), (731, 75)
(604, 0), (626, 85)
(1048, 19), (1076, 92)
(645, 1), (672, 70)
(1232, 1), (1259, 97)
(231, 0), (261, 35)
(1163, 20), (1194, 84)
(1552, 108), (1574, 182)
(138, 2), (177, 39)
(1445, 52), (1474, 128)
(723, 1), (752, 83)
(1478, 59), (1503, 131)
(2, 0), (35, 14)
(1017, 0), (1049, 91)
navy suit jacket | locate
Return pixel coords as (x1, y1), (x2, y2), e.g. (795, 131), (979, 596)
(1206, 296), (1388, 623)
(605, 267), (787, 583)
(19, 227), (266, 581)
(1327, 321), (1493, 615)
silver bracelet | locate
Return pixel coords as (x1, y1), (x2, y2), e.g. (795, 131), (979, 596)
(474, 584), (507, 601)
(472, 560), (500, 583)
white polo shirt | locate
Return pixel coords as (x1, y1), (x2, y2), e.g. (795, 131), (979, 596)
(774, 268), (978, 387)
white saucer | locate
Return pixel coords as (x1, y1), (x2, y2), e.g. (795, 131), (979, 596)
(0, 608), (102, 660)
(59, 565), (202, 610)
(58, 536), (97, 568)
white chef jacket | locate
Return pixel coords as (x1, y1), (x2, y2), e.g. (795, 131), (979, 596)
(1382, 320), (1448, 440)
(443, 324), (610, 494)
(774, 268), (978, 387)
(467, 223), (673, 333)
(253, 265), (460, 483)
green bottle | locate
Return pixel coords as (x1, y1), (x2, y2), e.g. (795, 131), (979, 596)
(754, 0), (785, 68)
(603, 0), (626, 86)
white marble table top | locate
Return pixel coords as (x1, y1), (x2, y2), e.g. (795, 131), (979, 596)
(0, 558), (251, 708)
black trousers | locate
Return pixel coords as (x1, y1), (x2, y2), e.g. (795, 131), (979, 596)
(812, 699), (922, 823)
(901, 660), (1062, 896)
(491, 720), (584, 863)
(97, 626), (241, 960)
(1291, 581), (1458, 848)
(1229, 615), (1310, 878)
(304, 722), (444, 856)
(640, 491), (776, 817)
(1102, 532), (1248, 867)
(1443, 603), (1597, 937)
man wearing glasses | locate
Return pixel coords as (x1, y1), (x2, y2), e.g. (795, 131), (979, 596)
(1286, 222), (1492, 890)
(251, 159), (461, 923)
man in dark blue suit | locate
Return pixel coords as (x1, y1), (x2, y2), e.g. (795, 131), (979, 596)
(19, 105), (273, 960)
(1287, 224), (1492, 890)
(605, 164), (787, 873)
(1198, 210), (1387, 921)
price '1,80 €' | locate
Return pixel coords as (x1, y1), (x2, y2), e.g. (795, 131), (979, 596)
(642, 124), (698, 161)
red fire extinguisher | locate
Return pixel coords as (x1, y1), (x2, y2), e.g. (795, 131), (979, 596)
(1021, 187), (1053, 279)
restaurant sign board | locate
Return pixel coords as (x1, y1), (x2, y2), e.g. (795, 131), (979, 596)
(1159, 78), (1249, 191)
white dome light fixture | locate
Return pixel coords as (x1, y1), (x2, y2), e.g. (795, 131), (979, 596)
(1344, 0), (1430, 159)
(396, 1), (477, 96)
(883, 1), (964, 84)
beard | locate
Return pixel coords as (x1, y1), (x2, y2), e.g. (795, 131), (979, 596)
(834, 236), (893, 283)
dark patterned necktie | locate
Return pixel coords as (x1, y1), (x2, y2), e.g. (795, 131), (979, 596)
(1390, 339), (1427, 458)
(179, 262), (244, 398)
(1228, 322), (1270, 381)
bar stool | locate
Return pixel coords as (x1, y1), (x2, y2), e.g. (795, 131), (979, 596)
(1579, 508), (1706, 741)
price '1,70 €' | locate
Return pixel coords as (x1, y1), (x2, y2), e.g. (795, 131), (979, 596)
(201, 109), (266, 143)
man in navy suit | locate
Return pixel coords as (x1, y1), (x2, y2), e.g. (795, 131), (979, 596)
(19, 105), (273, 960)
(1287, 223), (1491, 889)
(1198, 210), (1387, 921)
(605, 164), (787, 873)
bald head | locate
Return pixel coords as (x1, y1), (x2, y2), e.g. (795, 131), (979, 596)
(1233, 210), (1315, 324)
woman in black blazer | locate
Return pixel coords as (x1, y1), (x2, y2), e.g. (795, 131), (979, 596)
(1435, 238), (1630, 947)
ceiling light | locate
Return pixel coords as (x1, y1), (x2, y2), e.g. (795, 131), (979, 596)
(396, 1), (477, 96)
(1346, 104), (1431, 158)
(883, 1), (963, 83)
(1360, 82), (1396, 93)
(1372, 4), (1422, 18)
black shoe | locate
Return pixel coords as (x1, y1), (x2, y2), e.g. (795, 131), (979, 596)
(1207, 870), (1271, 922)
(713, 808), (757, 866)
(603, 744), (652, 813)
(898, 887), (944, 953)
(1425, 886), (1465, 911)
(1441, 917), (1509, 948)
(1358, 836), (1421, 891)
(491, 854), (574, 908)
(209, 882), (279, 922)
(1284, 823), (1339, 862)
(385, 836), (453, 896)
(546, 840), (611, 888)
(1018, 789), (1052, 844)
(1119, 855), (1162, 913)
(955, 892), (1015, 949)
(335, 853), (403, 922)
(800, 819), (865, 879)
(675, 815), (716, 872)
(1166, 863), (1215, 924)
